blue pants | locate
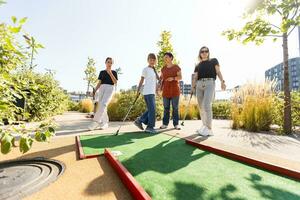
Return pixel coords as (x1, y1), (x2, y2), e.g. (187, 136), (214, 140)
(139, 94), (156, 129)
(162, 96), (179, 126)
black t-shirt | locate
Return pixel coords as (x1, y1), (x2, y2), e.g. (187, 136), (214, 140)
(194, 58), (219, 80)
(98, 70), (118, 85)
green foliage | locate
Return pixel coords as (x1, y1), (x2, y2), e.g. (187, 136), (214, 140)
(0, 120), (56, 154)
(108, 91), (163, 121)
(156, 30), (179, 71)
(11, 70), (69, 121)
(223, 0), (300, 44)
(212, 101), (232, 119)
(84, 57), (98, 94)
(272, 92), (300, 133)
(231, 81), (274, 132)
(0, 14), (63, 154)
(68, 100), (80, 111)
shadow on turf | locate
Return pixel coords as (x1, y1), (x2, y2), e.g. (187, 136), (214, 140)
(121, 138), (210, 175)
(246, 173), (300, 200)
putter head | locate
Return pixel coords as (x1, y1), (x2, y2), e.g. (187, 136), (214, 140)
(181, 121), (184, 126)
(115, 129), (119, 136)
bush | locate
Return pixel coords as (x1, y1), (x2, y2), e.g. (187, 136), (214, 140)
(108, 91), (163, 121)
(79, 99), (94, 113)
(231, 81), (274, 132)
(12, 70), (69, 121)
(68, 100), (80, 111)
(213, 101), (231, 119)
(273, 91), (300, 132)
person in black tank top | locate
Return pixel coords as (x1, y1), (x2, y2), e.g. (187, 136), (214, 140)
(192, 46), (226, 136)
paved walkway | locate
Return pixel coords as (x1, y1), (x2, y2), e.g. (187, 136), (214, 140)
(55, 112), (300, 171)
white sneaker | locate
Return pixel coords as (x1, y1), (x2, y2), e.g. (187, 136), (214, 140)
(88, 122), (100, 131)
(99, 123), (108, 130)
(196, 126), (206, 135)
(160, 125), (168, 129)
(174, 125), (181, 130)
(207, 128), (214, 136)
(198, 126), (209, 136)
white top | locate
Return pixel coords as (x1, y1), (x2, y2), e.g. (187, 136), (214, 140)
(141, 66), (157, 95)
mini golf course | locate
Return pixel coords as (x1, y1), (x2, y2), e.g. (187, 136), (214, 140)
(77, 132), (300, 200)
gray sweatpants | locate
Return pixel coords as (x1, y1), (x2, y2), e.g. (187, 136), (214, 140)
(196, 79), (215, 129)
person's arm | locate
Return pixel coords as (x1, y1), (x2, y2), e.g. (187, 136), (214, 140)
(93, 80), (102, 97)
(174, 70), (182, 81)
(137, 77), (144, 94)
(215, 64), (226, 90)
(107, 70), (118, 85)
(192, 73), (198, 94)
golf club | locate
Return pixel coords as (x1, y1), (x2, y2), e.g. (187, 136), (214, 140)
(115, 92), (141, 135)
(181, 91), (194, 126)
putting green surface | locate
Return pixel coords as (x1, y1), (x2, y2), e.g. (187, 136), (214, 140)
(80, 133), (300, 200)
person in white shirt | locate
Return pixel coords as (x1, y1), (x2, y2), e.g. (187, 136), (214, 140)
(133, 53), (159, 134)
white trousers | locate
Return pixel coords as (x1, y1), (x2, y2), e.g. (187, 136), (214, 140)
(93, 84), (114, 125)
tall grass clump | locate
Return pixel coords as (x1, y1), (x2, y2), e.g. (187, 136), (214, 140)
(231, 81), (275, 132)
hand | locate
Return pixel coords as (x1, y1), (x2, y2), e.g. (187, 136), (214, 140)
(221, 82), (226, 91)
(191, 86), (196, 94)
(166, 77), (174, 82)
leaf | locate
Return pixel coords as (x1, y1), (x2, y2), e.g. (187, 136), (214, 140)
(11, 16), (17, 24)
(48, 127), (55, 133)
(19, 136), (33, 153)
(19, 17), (27, 25)
(1, 133), (14, 154)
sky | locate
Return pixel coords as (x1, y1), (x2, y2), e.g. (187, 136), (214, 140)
(1, 0), (299, 92)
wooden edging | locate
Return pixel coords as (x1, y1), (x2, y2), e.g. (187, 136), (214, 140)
(185, 139), (300, 181)
(75, 135), (101, 159)
(104, 148), (152, 200)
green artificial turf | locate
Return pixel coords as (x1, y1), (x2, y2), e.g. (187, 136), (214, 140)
(80, 133), (300, 200)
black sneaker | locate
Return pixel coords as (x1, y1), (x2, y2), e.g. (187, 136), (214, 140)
(134, 119), (144, 130)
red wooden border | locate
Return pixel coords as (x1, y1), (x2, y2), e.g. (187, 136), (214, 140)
(75, 135), (101, 159)
(104, 149), (152, 200)
(185, 139), (300, 181)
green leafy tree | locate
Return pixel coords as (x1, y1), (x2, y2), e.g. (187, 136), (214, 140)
(0, 14), (61, 154)
(156, 30), (179, 71)
(223, 0), (300, 134)
(84, 57), (97, 96)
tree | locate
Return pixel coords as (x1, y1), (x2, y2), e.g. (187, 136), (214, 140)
(223, 0), (300, 134)
(0, 16), (56, 155)
(156, 30), (179, 71)
(84, 57), (97, 97)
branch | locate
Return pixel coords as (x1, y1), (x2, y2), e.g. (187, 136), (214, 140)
(289, 1), (299, 21)
(270, 24), (281, 30)
(287, 25), (298, 36)
(265, 34), (283, 38)
(266, 0), (282, 16)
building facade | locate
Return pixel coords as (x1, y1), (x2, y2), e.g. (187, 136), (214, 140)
(265, 57), (300, 91)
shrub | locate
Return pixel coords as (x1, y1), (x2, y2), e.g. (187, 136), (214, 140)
(273, 91), (300, 133)
(213, 101), (231, 119)
(231, 81), (274, 132)
(79, 99), (94, 113)
(11, 70), (69, 121)
(68, 100), (80, 111)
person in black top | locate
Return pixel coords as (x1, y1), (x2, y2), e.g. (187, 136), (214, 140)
(89, 57), (118, 130)
(192, 46), (226, 136)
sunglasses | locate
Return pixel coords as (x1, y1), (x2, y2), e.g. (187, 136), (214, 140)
(200, 50), (209, 53)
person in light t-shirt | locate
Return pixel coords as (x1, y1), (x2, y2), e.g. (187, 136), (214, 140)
(133, 53), (159, 134)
